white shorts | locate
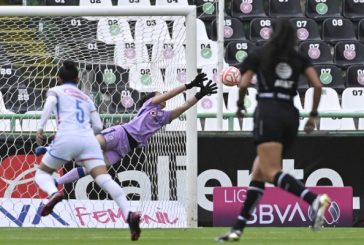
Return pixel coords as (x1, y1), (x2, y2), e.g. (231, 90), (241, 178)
(42, 135), (105, 172)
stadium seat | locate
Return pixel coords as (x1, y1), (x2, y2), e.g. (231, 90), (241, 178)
(211, 17), (246, 44)
(80, 0), (113, 20)
(151, 41), (186, 68)
(346, 64), (364, 87)
(92, 64), (128, 90)
(0, 64), (26, 89)
(358, 19), (364, 43)
(65, 40), (115, 64)
(22, 111), (57, 132)
(128, 63), (164, 92)
(79, 0), (112, 6)
(3, 87), (45, 114)
(194, 0), (217, 21)
(172, 18), (209, 42)
(342, 87), (364, 130)
(46, 0), (79, 5)
(197, 93), (239, 131)
(334, 41), (364, 67)
(164, 65), (187, 90)
(343, 0), (364, 21)
(108, 86), (141, 113)
(156, 0), (188, 5)
(118, 0), (150, 5)
(225, 40), (256, 66)
(304, 87), (355, 130)
(197, 40), (218, 68)
(298, 41), (333, 65)
(61, 17), (98, 42)
(305, 0), (341, 21)
(322, 18), (356, 43)
(268, 0), (303, 18)
(230, 0), (266, 21)
(134, 17), (171, 45)
(314, 65), (345, 92)
(97, 17), (133, 44)
(289, 18), (320, 42)
(114, 42), (150, 69)
(249, 18), (273, 42)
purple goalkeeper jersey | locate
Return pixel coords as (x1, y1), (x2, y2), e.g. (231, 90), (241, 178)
(122, 98), (172, 146)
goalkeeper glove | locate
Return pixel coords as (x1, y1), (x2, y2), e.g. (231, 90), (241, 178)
(195, 80), (218, 100)
(185, 73), (208, 89)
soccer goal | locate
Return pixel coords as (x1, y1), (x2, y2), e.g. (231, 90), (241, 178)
(0, 5), (198, 228)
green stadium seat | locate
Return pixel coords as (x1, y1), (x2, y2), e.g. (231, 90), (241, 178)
(305, 0), (341, 21)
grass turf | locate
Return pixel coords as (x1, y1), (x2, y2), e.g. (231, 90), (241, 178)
(0, 227), (363, 245)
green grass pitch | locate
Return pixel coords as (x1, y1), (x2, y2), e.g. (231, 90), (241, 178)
(0, 227), (363, 245)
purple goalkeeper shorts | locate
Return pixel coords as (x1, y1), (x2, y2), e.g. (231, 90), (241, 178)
(101, 125), (131, 165)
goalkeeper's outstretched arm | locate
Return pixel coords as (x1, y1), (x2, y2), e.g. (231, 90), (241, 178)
(151, 73), (208, 105)
(169, 80), (218, 121)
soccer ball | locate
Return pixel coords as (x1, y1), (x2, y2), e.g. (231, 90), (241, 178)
(221, 66), (241, 86)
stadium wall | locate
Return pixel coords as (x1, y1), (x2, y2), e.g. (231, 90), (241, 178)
(0, 133), (363, 227)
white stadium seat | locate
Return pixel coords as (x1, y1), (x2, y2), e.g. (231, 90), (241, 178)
(114, 42), (150, 69)
(97, 17), (134, 44)
(156, 0), (188, 5)
(80, 0), (113, 20)
(118, 0), (150, 5)
(128, 63), (164, 92)
(151, 41), (186, 68)
(197, 40), (218, 68)
(134, 17), (171, 45)
(164, 65), (187, 90)
(342, 87), (364, 130)
(304, 87), (355, 130)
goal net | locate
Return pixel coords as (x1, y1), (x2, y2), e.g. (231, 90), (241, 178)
(0, 6), (197, 229)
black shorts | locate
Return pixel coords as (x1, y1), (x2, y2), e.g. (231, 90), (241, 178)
(253, 100), (299, 152)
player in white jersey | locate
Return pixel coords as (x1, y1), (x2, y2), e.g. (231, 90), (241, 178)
(34, 61), (141, 241)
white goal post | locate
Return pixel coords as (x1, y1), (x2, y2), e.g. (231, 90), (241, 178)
(0, 6), (198, 228)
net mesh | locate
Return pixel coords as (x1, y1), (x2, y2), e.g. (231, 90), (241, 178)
(0, 15), (188, 228)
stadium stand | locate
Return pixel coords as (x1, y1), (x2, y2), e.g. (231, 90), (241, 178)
(224, 40), (256, 66)
(304, 87), (355, 130)
(211, 17), (246, 45)
(194, 0), (217, 21)
(305, 0), (341, 21)
(334, 41), (364, 67)
(289, 17), (320, 42)
(97, 17), (134, 44)
(46, 0), (79, 5)
(118, 0), (150, 6)
(299, 41), (334, 65)
(249, 17), (273, 43)
(342, 0), (364, 21)
(268, 0), (304, 18)
(230, 0), (267, 21)
(322, 18), (356, 43)
(346, 64), (364, 87)
(342, 87), (364, 130)
(358, 19), (364, 43)
(314, 64), (345, 93)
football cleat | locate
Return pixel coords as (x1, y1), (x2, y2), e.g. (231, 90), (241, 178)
(216, 230), (241, 242)
(127, 212), (141, 241)
(35, 146), (48, 156)
(40, 192), (64, 216)
(311, 194), (331, 231)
